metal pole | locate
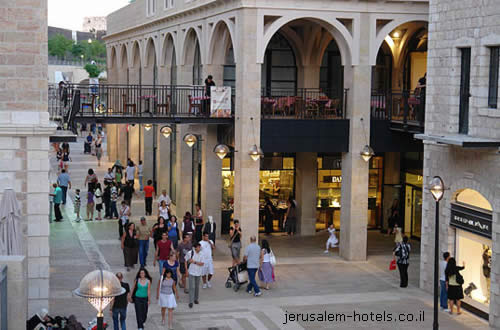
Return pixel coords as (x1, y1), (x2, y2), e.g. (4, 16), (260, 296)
(153, 124), (157, 191)
(97, 315), (104, 330)
(433, 200), (439, 330)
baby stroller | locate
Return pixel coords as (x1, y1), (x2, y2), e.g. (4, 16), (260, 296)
(225, 261), (248, 292)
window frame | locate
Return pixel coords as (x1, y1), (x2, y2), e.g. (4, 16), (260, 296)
(488, 46), (499, 109)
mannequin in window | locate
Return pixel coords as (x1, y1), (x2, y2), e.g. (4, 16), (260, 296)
(482, 246), (491, 303)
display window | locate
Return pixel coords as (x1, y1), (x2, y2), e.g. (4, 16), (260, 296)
(403, 172), (423, 239)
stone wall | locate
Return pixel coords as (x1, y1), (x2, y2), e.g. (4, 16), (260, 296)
(0, 0), (54, 316)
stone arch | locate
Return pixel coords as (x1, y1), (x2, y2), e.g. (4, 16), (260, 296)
(181, 27), (203, 66)
(144, 37), (159, 68)
(130, 40), (142, 68)
(207, 19), (236, 65)
(119, 44), (128, 69)
(260, 15), (354, 66)
(371, 15), (428, 66)
(108, 45), (117, 69)
(447, 178), (497, 214)
(160, 32), (177, 67)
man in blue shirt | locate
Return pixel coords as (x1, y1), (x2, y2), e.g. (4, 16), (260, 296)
(51, 183), (63, 221)
(57, 169), (71, 205)
(243, 236), (262, 296)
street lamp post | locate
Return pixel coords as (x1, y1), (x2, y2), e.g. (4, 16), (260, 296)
(429, 176), (444, 330)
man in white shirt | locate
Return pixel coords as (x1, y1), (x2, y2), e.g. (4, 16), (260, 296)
(137, 160), (144, 191)
(440, 252), (450, 311)
(125, 161), (136, 187)
(200, 233), (215, 289)
(104, 168), (114, 185)
(185, 242), (204, 308)
(157, 189), (171, 207)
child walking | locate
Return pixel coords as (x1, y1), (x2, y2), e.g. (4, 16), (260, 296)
(157, 268), (178, 329)
(324, 223), (338, 253)
(74, 189), (81, 222)
(110, 182), (119, 219)
(94, 183), (103, 220)
(86, 190), (95, 221)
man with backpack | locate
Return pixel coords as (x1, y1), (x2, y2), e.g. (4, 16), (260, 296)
(393, 236), (411, 288)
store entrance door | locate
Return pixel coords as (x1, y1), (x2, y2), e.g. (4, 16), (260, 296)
(404, 185), (422, 239)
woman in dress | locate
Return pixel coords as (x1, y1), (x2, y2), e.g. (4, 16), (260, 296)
(94, 134), (103, 167)
(121, 222), (138, 271)
(283, 197), (297, 236)
(167, 215), (179, 249)
(194, 204), (204, 243)
(163, 251), (180, 284)
(259, 239), (275, 290)
(264, 197), (275, 235)
(152, 216), (168, 249)
(130, 268), (152, 330)
(84, 168), (98, 192)
(182, 212), (194, 238)
(94, 183), (103, 220)
(158, 200), (170, 221)
(157, 268), (178, 329)
(115, 166), (123, 190)
(445, 258), (466, 315)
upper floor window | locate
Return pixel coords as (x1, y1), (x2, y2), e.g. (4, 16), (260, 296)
(147, 0), (156, 16)
(165, 0), (174, 9)
(488, 46), (499, 109)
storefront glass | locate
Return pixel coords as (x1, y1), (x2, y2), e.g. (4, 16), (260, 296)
(404, 172), (423, 238)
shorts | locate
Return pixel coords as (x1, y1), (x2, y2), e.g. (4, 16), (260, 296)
(202, 260), (214, 276)
(179, 262), (186, 274)
(231, 241), (241, 259)
(96, 203), (103, 211)
(86, 203), (94, 213)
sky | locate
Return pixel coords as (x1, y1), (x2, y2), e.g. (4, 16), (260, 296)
(48, 0), (129, 31)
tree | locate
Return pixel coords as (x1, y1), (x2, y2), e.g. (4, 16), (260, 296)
(48, 34), (73, 58)
(84, 64), (102, 78)
(71, 42), (86, 58)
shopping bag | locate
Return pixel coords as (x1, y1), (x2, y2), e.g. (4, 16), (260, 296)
(389, 259), (397, 271)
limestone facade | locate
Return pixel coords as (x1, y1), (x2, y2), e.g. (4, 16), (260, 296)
(420, 0), (500, 326)
(0, 0), (54, 317)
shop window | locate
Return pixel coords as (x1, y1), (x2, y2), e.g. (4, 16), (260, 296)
(223, 47), (235, 90)
(488, 46), (499, 109)
(262, 33), (297, 95)
(459, 47), (471, 134)
(320, 39), (344, 98)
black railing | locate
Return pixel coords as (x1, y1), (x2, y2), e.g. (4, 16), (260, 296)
(49, 83), (235, 128)
(261, 88), (348, 119)
(370, 89), (425, 130)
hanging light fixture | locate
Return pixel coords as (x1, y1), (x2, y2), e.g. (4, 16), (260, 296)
(359, 118), (374, 162)
(144, 124), (152, 131)
(160, 125), (172, 138)
(183, 133), (197, 147)
(213, 144), (230, 160)
(248, 144), (264, 161)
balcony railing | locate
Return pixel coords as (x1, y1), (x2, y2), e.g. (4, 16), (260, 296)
(49, 83), (235, 129)
(370, 90), (425, 132)
(261, 88), (347, 119)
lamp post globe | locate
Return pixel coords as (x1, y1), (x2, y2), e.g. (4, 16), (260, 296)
(360, 145), (375, 162)
(213, 144), (230, 160)
(160, 125), (172, 138)
(429, 176), (445, 201)
(183, 133), (197, 147)
(144, 124), (152, 131)
(248, 144), (264, 161)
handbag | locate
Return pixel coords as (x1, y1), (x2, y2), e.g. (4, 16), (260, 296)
(389, 259), (397, 271)
(456, 272), (464, 285)
(269, 250), (277, 266)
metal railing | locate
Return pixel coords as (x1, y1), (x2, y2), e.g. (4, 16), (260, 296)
(48, 55), (106, 66)
(261, 88), (348, 119)
(0, 265), (6, 330)
(370, 89), (426, 128)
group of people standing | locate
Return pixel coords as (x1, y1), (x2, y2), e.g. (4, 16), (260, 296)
(440, 252), (466, 315)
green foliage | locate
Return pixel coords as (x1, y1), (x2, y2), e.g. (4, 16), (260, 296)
(84, 64), (102, 78)
(71, 42), (86, 58)
(48, 34), (73, 58)
(86, 40), (107, 59)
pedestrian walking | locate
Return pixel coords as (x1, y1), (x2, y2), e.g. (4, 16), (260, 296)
(51, 183), (63, 222)
(194, 204), (203, 243)
(152, 217), (168, 249)
(393, 236), (411, 288)
(388, 199), (399, 234)
(110, 272), (129, 330)
(125, 160), (136, 187)
(143, 180), (155, 216)
(393, 223), (403, 243)
(115, 166), (123, 190)
(229, 220), (242, 266)
(84, 169), (98, 192)
(203, 216), (216, 244)
(186, 242), (204, 308)
(137, 217), (151, 268)
(163, 251), (180, 284)
(73, 189), (81, 222)
(440, 252), (451, 312)
(259, 239), (275, 290)
(182, 212), (194, 238)
(84, 132), (93, 154)
(118, 201), (131, 239)
(445, 257), (465, 315)
(167, 216), (179, 249)
(158, 200), (170, 221)
(157, 268), (178, 328)
(138, 160), (144, 191)
(177, 234), (192, 293)
(283, 197), (297, 236)
(121, 222), (138, 271)
(120, 181), (135, 207)
(95, 134), (103, 167)
(244, 236), (262, 297)
(324, 223), (338, 253)
(154, 232), (173, 276)
(57, 169), (71, 205)
(86, 190), (95, 221)
(110, 183), (119, 219)
(94, 183), (103, 220)
(62, 148), (71, 171)
(157, 189), (171, 208)
(203, 75), (215, 115)
(103, 183), (112, 219)
(263, 197), (275, 235)
(129, 268), (152, 330)
(104, 168), (115, 185)
(200, 233), (214, 289)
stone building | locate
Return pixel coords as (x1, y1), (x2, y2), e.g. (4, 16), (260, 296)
(103, 0), (430, 260)
(416, 0), (500, 326)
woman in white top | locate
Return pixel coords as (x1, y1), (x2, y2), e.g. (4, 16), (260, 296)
(259, 239), (275, 290)
(157, 268), (178, 328)
(158, 200), (169, 220)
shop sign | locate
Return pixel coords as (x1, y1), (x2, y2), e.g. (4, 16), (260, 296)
(450, 203), (492, 239)
(323, 176), (342, 183)
(210, 86), (232, 118)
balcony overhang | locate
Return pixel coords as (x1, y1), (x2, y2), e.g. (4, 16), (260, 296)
(73, 115), (233, 125)
(415, 133), (500, 148)
(49, 129), (77, 143)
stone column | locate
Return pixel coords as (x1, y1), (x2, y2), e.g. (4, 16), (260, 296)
(116, 124), (128, 165)
(156, 126), (171, 195)
(298, 65), (321, 89)
(128, 124), (140, 164)
(0, 256), (27, 330)
(234, 8), (261, 248)
(382, 152), (400, 231)
(142, 126), (155, 185)
(295, 152), (318, 236)
(339, 14), (372, 261)
(106, 124), (118, 162)
(201, 125), (222, 234)
(175, 125), (193, 215)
